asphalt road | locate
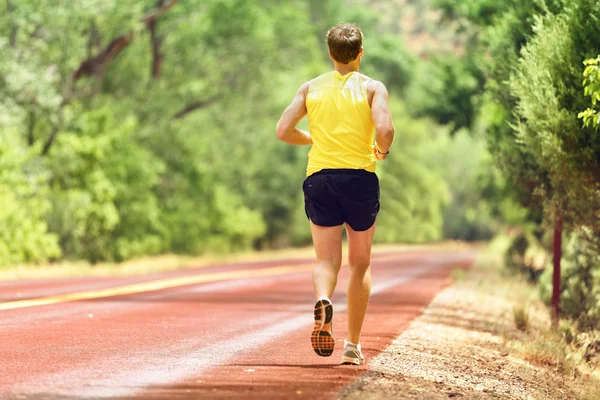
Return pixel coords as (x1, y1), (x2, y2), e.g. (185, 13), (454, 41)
(0, 247), (476, 399)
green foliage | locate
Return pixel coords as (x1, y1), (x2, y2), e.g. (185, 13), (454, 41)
(436, 0), (507, 25)
(0, 132), (60, 266)
(361, 35), (417, 96)
(540, 234), (600, 330)
(513, 305), (530, 332)
(505, 231), (547, 282)
(408, 55), (482, 132)
(0, 0), (505, 266)
(428, 130), (500, 241)
(433, 0), (600, 325)
(510, 0), (600, 236)
(579, 56), (600, 130)
(45, 106), (164, 262)
(433, 0), (563, 216)
(436, 0), (600, 237)
(376, 104), (450, 243)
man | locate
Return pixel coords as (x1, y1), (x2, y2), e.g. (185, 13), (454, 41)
(275, 23), (394, 365)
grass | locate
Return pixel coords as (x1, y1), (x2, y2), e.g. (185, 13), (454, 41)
(450, 267), (469, 281)
(0, 247), (313, 280)
(516, 332), (575, 373)
(575, 376), (600, 400)
(469, 234), (600, 398)
(513, 305), (530, 332)
(0, 242), (465, 280)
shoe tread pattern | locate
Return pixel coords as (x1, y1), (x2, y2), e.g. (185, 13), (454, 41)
(311, 299), (334, 357)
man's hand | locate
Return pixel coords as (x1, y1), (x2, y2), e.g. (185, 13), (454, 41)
(373, 145), (389, 161)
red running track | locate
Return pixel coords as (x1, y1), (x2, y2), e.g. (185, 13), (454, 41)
(0, 248), (476, 399)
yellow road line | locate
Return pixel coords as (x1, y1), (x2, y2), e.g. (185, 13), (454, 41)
(0, 264), (314, 312)
(0, 253), (412, 312)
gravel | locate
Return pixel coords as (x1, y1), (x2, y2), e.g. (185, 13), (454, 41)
(339, 277), (579, 399)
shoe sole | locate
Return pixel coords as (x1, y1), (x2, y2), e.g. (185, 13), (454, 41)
(311, 299), (334, 357)
(341, 356), (364, 365)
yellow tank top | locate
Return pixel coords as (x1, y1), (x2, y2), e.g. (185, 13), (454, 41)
(306, 71), (376, 177)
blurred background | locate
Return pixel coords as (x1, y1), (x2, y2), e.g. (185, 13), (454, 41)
(0, 1), (598, 323)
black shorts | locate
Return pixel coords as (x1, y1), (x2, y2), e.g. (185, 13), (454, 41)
(303, 169), (380, 232)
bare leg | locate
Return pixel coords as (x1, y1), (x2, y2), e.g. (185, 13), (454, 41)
(345, 222), (376, 345)
(309, 221), (343, 300)
(309, 221), (343, 356)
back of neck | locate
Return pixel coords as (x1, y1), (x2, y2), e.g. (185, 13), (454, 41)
(333, 62), (359, 76)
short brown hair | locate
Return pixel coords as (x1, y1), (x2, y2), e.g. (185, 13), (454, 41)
(326, 23), (363, 64)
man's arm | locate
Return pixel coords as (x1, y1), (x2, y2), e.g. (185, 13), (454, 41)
(276, 82), (312, 145)
(370, 81), (394, 160)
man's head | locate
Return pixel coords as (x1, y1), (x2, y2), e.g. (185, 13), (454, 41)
(326, 23), (363, 64)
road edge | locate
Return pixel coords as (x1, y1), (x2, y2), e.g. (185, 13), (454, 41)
(338, 242), (599, 399)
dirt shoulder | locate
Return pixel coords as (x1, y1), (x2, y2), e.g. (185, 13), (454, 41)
(340, 242), (600, 400)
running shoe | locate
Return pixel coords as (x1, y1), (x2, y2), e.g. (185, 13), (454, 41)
(311, 298), (334, 356)
(341, 339), (364, 365)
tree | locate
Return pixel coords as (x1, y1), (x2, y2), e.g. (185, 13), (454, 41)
(432, 0), (600, 323)
(0, 0), (482, 265)
(509, 0), (600, 320)
(0, 131), (61, 265)
(375, 102), (450, 243)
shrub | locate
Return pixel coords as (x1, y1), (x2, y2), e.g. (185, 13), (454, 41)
(513, 305), (530, 332)
(505, 231), (547, 282)
(0, 132), (61, 266)
(539, 233), (600, 330)
(45, 107), (165, 262)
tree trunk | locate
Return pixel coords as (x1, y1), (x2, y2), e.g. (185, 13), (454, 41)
(552, 213), (563, 326)
(148, 19), (164, 79)
(172, 96), (221, 120)
(7, 0), (17, 47)
(27, 110), (36, 146)
(73, 0), (178, 81)
(41, 126), (60, 156)
(73, 35), (132, 81)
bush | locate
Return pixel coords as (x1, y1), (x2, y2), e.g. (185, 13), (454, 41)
(505, 231), (547, 282)
(375, 109), (450, 243)
(0, 132), (61, 266)
(513, 305), (530, 332)
(45, 107), (165, 262)
(539, 233), (600, 330)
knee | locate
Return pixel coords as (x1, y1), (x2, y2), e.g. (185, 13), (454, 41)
(349, 257), (371, 274)
(317, 259), (342, 272)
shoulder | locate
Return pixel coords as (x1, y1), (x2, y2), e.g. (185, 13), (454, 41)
(367, 79), (387, 105)
(367, 79), (386, 92)
(296, 73), (331, 99)
(293, 81), (310, 98)
(299, 81), (311, 92)
(308, 72), (335, 90)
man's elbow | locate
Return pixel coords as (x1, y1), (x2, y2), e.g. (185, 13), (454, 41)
(275, 121), (287, 141)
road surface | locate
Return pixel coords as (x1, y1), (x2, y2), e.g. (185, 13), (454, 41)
(0, 247), (476, 399)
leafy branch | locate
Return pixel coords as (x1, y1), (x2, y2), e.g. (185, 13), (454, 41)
(73, 0), (178, 82)
(578, 56), (600, 130)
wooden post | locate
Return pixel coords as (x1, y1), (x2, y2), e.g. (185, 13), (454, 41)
(552, 213), (563, 326)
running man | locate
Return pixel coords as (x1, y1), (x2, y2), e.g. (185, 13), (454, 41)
(275, 23), (395, 365)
